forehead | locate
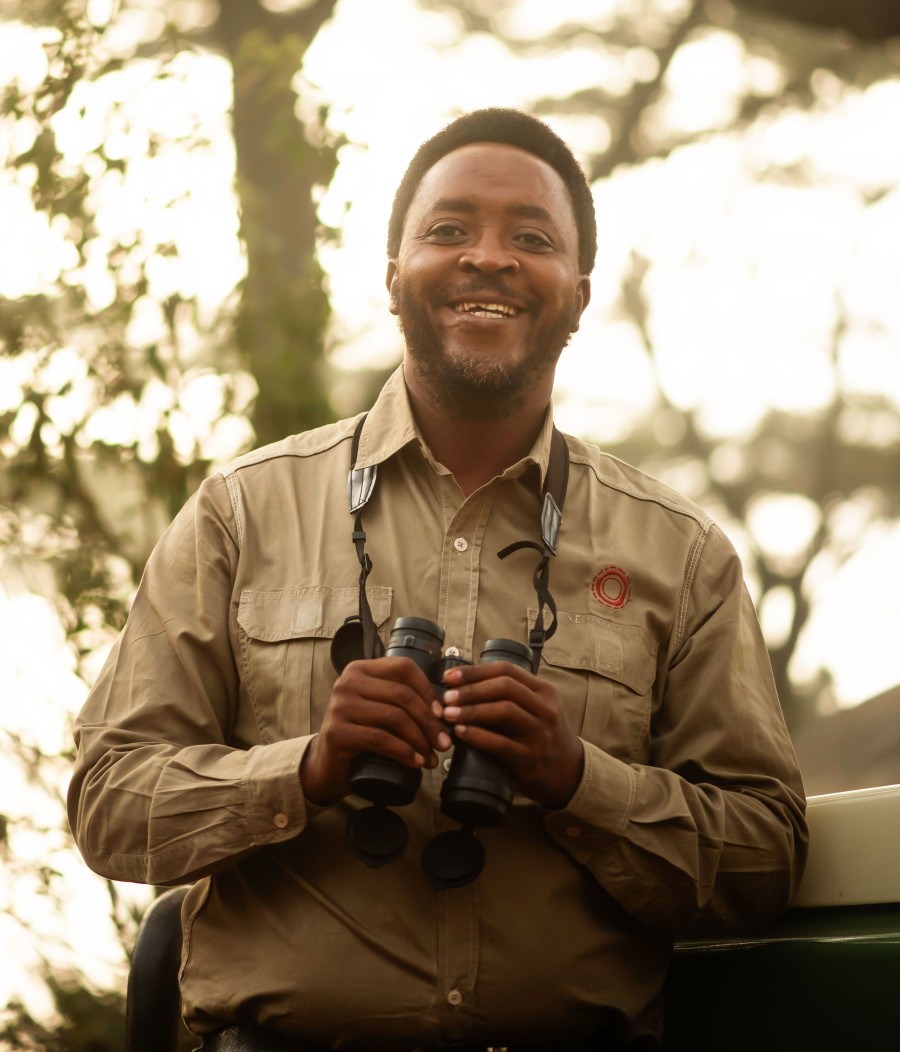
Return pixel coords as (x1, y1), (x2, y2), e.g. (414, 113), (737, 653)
(404, 142), (578, 239)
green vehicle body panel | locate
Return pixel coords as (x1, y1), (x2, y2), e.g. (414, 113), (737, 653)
(664, 903), (900, 1048)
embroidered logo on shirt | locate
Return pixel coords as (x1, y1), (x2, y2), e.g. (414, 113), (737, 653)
(591, 565), (631, 609)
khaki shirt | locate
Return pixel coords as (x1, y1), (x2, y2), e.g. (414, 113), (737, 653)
(69, 368), (807, 1050)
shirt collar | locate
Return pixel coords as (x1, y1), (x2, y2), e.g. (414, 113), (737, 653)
(499, 402), (556, 488)
(355, 365), (557, 490)
(352, 367), (419, 469)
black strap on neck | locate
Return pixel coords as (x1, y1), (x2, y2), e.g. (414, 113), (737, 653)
(496, 426), (569, 672)
(345, 416), (569, 671)
(347, 415), (383, 660)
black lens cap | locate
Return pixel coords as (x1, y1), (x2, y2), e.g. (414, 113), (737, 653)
(346, 805), (408, 867)
(421, 828), (485, 890)
(331, 617), (365, 673)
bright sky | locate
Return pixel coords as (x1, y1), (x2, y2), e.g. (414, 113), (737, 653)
(2, 0), (900, 1022)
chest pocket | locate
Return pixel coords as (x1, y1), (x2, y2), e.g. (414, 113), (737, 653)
(532, 609), (658, 763)
(237, 585), (393, 741)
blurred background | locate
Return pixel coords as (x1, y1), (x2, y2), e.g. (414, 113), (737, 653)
(1, 0), (899, 1046)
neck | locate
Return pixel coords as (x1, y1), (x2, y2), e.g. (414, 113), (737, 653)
(404, 378), (550, 496)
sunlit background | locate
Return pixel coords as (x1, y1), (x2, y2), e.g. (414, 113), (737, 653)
(1, 0), (899, 1039)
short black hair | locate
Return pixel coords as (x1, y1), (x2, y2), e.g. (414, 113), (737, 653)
(387, 108), (597, 275)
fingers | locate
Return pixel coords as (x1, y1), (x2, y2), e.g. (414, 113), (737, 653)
(440, 662), (553, 755)
(437, 660), (584, 809)
(333, 658), (451, 754)
(440, 660), (548, 725)
(305, 657), (452, 803)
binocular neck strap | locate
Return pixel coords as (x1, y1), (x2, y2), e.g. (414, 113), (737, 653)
(346, 415), (570, 670)
(497, 426), (569, 672)
(347, 415), (384, 661)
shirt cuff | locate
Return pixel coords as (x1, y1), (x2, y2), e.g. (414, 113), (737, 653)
(543, 740), (637, 857)
(241, 735), (317, 844)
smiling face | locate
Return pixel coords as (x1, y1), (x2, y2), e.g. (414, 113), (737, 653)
(387, 143), (591, 418)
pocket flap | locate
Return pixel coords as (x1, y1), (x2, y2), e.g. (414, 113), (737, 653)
(238, 586), (393, 642)
(531, 608), (658, 695)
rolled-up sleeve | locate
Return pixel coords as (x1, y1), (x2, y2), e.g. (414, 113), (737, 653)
(67, 473), (315, 886)
(545, 523), (808, 934)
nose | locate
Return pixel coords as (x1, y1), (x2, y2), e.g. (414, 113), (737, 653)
(458, 233), (519, 274)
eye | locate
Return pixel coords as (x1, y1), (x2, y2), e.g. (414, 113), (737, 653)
(516, 230), (554, 250)
(424, 222), (466, 241)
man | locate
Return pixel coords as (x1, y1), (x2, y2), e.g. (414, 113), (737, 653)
(68, 109), (807, 1051)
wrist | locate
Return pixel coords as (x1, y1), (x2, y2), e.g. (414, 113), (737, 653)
(300, 736), (344, 807)
(542, 739), (585, 810)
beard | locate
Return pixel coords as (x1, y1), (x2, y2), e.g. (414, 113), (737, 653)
(394, 277), (579, 419)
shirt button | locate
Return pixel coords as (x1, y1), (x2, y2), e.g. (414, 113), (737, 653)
(445, 645), (460, 657)
(447, 988), (463, 1006)
(442, 757), (453, 773)
(453, 537), (468, 552)
(565, 825), (582, 838)
(273, 812), (289, 828)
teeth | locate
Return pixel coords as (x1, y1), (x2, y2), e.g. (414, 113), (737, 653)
(455, 302), (518, 317)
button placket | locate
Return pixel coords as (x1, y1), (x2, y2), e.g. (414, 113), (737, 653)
(439, 492), (488, 660)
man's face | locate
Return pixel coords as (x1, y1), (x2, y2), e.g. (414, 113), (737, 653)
(387, 143), (591, 417)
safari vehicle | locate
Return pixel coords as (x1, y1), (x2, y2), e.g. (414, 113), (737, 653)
(125, 784), (900, 1052)
(664, 783), (900, 1049)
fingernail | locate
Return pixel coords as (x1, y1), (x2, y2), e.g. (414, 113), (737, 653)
(443, 667), (462, 682)
(443, 706), (460, 720)
(432, 701), (443, 718)
(437, 732), (452, 750)
(414, 753), (425, 766)
(443, 689), (459, 704)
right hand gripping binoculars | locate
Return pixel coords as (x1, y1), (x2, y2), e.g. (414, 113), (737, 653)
(345, 617), (533, 888)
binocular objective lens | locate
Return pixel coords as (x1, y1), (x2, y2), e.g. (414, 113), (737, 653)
(439, 638), (533, 828)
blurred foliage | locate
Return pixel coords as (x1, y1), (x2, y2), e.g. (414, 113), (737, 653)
(1, 0), (342, 1038)
(1, 0), (900, 1042)
(1, 0), (342, 629)
(0, 976), (124, 1052)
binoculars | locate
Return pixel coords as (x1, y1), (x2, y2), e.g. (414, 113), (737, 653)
(345, 616), (533, 889)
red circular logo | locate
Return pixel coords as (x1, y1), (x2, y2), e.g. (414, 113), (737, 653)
(591, 565), (631, 609)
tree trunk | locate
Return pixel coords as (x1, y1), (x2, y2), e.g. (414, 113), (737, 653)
(214, 0), (340, 445)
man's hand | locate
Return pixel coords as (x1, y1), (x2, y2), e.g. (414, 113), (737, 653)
(439, 662), (584, 810)
(301, 657), (452, 806)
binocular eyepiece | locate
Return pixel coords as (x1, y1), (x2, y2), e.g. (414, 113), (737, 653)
(345, 616), (533, 888)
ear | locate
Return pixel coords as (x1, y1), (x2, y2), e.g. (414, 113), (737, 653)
(570, 276), (591, 333)
(386, 261), (399, 316)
